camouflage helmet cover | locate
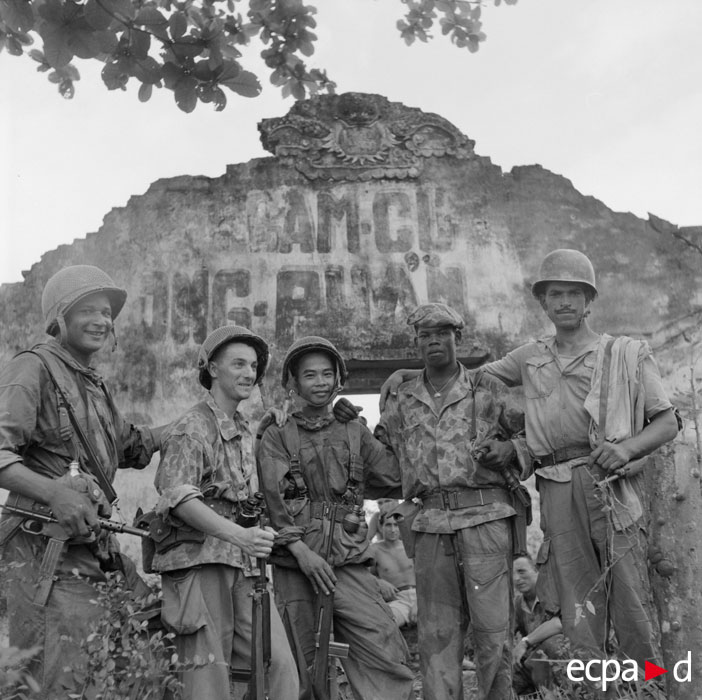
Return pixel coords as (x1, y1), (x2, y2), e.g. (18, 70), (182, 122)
(197, 325), (270, 389)
(406, 302), (465, 330)
(531, 249), (597, 298)
(41, 265), (127, 335)
(281, 336), (348, 389)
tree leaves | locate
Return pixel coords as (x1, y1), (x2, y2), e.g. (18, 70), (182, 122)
(0, 0), (34, 33)
(397, 0), (507, 52)
(0, 0), (516, 111)
(220, 67), (260, 97)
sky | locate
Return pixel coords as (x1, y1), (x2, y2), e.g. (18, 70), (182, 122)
(1, 0), (701, 285)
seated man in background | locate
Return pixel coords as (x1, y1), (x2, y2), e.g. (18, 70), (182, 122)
(512, 554), (566, 696)
(369, 501), (417, 628)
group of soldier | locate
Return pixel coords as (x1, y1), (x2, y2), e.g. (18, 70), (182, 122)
(0, 247), (678, 700)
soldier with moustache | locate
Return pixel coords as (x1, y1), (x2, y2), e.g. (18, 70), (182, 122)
(378, 253), (678, 696)
(479, 250), (677, 692)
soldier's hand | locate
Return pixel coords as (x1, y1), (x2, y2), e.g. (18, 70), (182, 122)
(233, 525), (275, 559)
(589, 441), (632, 473)
(257, 407), (288, 438)
(513, 638), (528, 665)
(474, 439), (516, 470)
(379, 370), (421, 411)
(377, 578), (398, 602)
(294, 546), (337, 596)
(47, 486), (100, 539)
(333, 398), (362, 424)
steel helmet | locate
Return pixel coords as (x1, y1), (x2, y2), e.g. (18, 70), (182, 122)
(531, 249), (597, 298)
(197, 325), (269, 389)
(42, 265), (127, 336)
(281, 336), (348, 390)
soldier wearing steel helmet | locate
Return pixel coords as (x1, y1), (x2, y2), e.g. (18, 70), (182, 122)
(257, 336), (414, 700)
(479, 248), (678, 690)
(151, 324), (298, 700)
(378, 255), (678, 694)
(0, 265), (165, 698)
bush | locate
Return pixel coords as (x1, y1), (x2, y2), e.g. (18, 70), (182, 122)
(67, 572), (182, 700)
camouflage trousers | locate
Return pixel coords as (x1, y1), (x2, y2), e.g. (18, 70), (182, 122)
(161, 563), (299, 700)
(414, 520), (514, 700)
(536, 466), (660, 673)
(273, 563), (414, 700)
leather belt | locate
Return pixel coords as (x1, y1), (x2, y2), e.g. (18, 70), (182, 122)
(420, 488), (511, 511)
(535, 445), (591, 467)
(397, 584), (416, 592)
(309, 501), (354, 521)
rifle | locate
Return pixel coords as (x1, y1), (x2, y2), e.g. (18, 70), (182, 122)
(248, 558), (271, 700)
(311, 503), (349, 700)
(0, 499), (150, 606)
(0, 502), (149, 538)
(249, 495), (272, 700)
(229, 493), (272, 700)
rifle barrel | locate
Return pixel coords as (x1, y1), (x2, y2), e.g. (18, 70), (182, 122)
(0, 503), (149, 538)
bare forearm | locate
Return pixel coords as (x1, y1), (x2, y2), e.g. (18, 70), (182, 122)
(621, 409), (678, 459)
(0, 462), (62, 505)
(525, 616), (562, 646)
(173, 498), (242, 544)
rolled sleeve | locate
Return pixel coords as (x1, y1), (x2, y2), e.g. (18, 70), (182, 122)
(0, 386), (34, 472)
(154, 432), (207, 517)
(511, 437), (534, 480)
(0, 356), (42, 473)
(641, 352), (673, 420)
(119, 423), (158, 470)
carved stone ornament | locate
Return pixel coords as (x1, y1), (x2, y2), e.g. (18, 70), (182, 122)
(258, 92), (475, 181)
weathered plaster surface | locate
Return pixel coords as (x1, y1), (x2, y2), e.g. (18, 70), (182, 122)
(1, 94), (701, 424)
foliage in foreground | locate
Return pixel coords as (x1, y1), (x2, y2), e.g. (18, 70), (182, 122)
(0, 0), (517, 112)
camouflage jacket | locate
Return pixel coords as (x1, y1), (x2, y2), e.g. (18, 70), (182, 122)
(376, 365), (528, 533)
(153, 395), (258, 574)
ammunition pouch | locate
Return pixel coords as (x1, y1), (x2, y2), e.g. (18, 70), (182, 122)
(134, 497), (241, 573)
(308, 501), (354, 522)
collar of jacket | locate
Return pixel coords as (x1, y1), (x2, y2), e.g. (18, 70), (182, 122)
(35, 338), (104, 385)
(205, 394), (246, 441)
(404, 363), (474, 411)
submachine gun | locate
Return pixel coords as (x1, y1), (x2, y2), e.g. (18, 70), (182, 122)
(230, 492), (272, 700)
(311, 502), (350, 700)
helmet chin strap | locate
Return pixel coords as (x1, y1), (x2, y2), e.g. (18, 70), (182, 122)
(57, 314), (68, 347)
(56, 311), (118, 352)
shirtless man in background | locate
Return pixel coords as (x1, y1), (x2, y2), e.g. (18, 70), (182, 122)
(370, 501), (417, 628)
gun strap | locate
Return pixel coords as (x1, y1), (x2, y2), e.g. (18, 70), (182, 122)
(598, 338), (616, 445)
(346, 420), (363, 486)
(25, 350), (117, 504)
(34, 536), (66, 606)
(283, 420), (363, 500)
(283, 420), (308, 497)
